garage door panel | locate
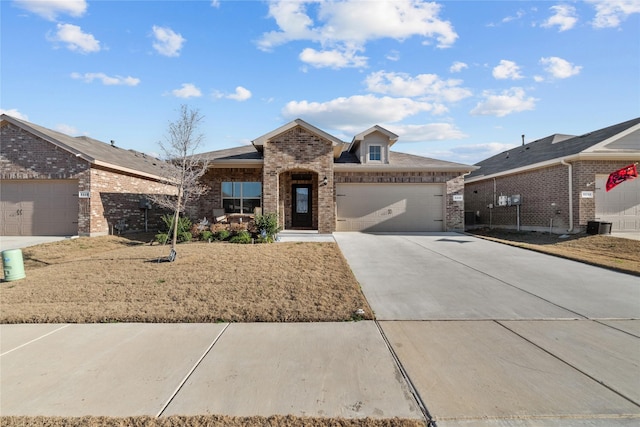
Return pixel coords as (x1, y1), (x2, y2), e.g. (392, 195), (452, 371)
(595, 176), (640, 232)
(336, 184), (444, 232)
(1, 180), (78, 236)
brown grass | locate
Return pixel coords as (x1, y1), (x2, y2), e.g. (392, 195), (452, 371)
(469, 229), (640, 276)
(0, 236), (373, 324)
(0, 416), (424, 427)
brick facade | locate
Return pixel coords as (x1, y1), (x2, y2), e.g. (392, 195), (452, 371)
(1, 121), (173, 236)
(464, 160), (635, 233)
(197, 167), (263, 219)
(262, 126), (335, 233)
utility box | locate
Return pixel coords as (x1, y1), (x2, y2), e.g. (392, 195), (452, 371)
(587, 221), (612, 235)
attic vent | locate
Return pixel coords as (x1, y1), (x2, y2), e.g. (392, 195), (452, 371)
(110, 140), (115, 147)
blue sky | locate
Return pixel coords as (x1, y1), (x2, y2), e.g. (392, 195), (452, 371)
(2, 0), (639, 164)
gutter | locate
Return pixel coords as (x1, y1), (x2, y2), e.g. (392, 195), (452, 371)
(560, 159), (574, 232)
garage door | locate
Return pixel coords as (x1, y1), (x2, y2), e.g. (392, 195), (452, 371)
(595, 175), (640, 231)
(1, 180), (79, 236)
(336, 183), (445, 232)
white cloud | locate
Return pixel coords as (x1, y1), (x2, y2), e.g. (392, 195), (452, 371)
(0, 108), (29, 120)
(364, 71), (472, 103)
(542, 4), (578, 31)
(258, 0), (457, 68)
(502, 9), (526, 23)
(13, 0), (87, 21)
(449, 142), (519, 163)
(226, 86), (252, 101)
(71, 72), (140, 86)
(171, 83), (202, 98)
(55, 123), (79, 135)
(492, 60), (523, 80)
(386, 123), (468, 142)
(471, 87), (537, 117)
(587, 0), (640, 28)
(152, 25), (185, 57)
(49, 23), (100, 53)
(299, 47), (367, 69)
(386, 50), (400, 61)
(450, 61), (468, 73)
(540, 56), (582, 78)
(282, 94), (435, 129)
(211, 0), (220, 8)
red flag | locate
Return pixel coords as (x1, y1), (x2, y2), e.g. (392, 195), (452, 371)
(606, 164), (638, 191)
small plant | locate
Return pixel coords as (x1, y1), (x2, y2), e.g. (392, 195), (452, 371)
(201, 230), (213, 241)
(214, 229), (231, 241)
(155, 233), (169, 244)
(158, 214), (193, 243)
(229, 230), (252, 244)
(254, 212), (281, 242)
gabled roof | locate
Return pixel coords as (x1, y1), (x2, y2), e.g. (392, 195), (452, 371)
(1, 114), (171, 180)
(335, 150), (477, 172)
(467, 117), (640, 181)
(349, 125), (399, 151)
(252, 118), (346, 158)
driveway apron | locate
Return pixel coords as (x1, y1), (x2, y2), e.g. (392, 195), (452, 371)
(334, 232), (640, 426)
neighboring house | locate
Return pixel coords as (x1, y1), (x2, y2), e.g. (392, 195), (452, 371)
(1, 114), (175, 236)
(465, 117), (640, 234)
(195, 119), (476, 233)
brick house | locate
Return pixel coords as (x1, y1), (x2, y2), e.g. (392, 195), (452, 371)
(1, 114), (175, 236)
(195, 119), (476, 233)
(464, 117), (640, 234)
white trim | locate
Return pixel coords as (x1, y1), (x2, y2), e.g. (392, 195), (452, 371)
(583, 123), (640, 152)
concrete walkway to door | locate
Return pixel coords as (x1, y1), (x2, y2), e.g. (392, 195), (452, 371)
(334, 232), (640, 427)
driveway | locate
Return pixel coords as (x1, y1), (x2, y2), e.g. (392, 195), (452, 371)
(334, 232), (640, 426)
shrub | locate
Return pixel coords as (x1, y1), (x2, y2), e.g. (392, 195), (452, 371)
(254, 213), (281, 242)
(201, 230), (213, 241)
(229, 230), (252, 244)
(190, 224), (202, 240)
(213, 229), (231, 241)
(210, 223), (227, 233)
(230, 222), (247, 233)
(178, 231), (192, 243)
(155, 233), (169, 244)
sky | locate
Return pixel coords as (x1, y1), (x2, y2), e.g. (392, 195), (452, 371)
(1, 0), (639, 165)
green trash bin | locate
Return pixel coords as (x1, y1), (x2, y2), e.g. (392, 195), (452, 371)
(2, 249), (26, 282)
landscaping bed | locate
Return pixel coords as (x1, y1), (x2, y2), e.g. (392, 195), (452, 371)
(0, 235), (373, 323)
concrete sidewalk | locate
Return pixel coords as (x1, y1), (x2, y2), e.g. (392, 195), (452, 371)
(0, 322), (422, 419)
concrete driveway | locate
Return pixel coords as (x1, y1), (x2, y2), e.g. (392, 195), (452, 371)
(334, 232), (640, 426)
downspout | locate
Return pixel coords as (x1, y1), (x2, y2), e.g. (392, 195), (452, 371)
(560, 159), (574, 232)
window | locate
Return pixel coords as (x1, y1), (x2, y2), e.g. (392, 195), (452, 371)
(369, 145), (382, 161)
(222, 182), (261, 214)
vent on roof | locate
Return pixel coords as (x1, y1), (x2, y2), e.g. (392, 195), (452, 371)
(110, 140), (115, 147)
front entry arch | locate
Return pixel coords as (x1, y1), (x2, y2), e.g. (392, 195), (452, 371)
(279, 170), (319, 230)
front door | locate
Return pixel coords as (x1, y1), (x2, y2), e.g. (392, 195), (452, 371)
(292, 184), (312, 228)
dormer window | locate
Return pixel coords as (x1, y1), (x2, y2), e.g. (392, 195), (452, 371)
(369, 145), (381, 161)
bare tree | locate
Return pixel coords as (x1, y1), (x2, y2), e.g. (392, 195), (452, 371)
(150, 105), (209, 253)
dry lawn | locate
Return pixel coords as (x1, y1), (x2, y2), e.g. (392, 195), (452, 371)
(0, 416), (424, 427)
(0, 236), (373, 323)
(469, 229), (640, 276)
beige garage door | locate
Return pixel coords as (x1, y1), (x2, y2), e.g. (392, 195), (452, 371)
(336, 183), (445, 232)
(1, 180), (79, 236)
(595, 175), (640, 231)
